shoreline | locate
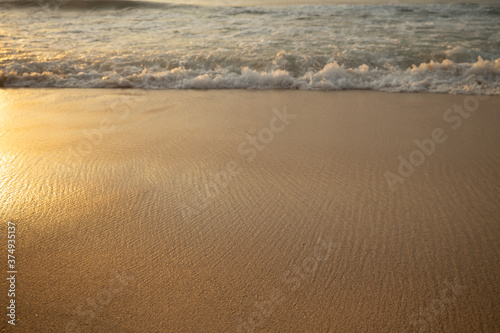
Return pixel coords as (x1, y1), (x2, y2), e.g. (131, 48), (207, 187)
(2, 86), (499, 95)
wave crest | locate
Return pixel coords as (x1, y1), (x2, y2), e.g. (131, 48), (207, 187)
(1, 57), (498, 94)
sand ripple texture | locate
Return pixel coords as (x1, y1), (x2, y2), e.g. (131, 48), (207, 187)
(0, 89), (499, 332)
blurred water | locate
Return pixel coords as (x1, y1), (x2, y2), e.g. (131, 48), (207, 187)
(0, 1), (499, 93)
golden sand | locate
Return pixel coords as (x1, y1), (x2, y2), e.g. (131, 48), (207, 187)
(0, 89), (499, 332)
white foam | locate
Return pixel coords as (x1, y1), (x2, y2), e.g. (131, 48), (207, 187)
(1, 3), (499, 93)
(2, 57), (498, 94)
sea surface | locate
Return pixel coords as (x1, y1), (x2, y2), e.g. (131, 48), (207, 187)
(0, 0), (499, 93)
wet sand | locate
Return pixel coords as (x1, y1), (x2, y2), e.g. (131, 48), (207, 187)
(0, 89), (499, 332)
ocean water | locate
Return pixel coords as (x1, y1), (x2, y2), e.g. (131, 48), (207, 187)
(0, 0), (499, 93)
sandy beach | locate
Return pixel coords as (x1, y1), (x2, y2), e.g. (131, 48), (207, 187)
(0, 89), (499, 332)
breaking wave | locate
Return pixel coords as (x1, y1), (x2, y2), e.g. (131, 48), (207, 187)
(1, 2), (499, 93)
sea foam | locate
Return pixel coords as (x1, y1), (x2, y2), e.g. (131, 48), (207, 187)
(0, 2), (499, 93)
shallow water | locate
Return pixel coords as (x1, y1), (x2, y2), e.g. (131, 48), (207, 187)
(1, 1), (499, 93)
